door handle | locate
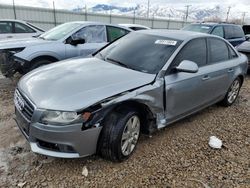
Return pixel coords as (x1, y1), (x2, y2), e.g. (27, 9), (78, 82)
(7, 36), (13, 38)
(228, 68), (234, 73)
(202, 75), (210, 81)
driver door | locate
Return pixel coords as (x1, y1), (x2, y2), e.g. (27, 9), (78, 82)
(65, 25), (107, 59)
(164, 38), (212, 122)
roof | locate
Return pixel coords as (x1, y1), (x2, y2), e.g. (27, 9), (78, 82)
(56, 21), (133, 31)
(119, 24), (151, 29)
(137, 29), (210, 41)
(0, 19), (28, 23)
(189, 22), (241, 26)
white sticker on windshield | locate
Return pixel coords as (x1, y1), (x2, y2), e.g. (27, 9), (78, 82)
(155, 40), (177, 46)
(201, 26), (210, 29)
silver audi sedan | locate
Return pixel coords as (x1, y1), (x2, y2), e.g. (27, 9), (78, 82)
(14, 30), (248, 162)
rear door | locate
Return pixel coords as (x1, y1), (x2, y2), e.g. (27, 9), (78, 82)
(65, 25), (107, 58)
(164, 38), (212, 121)
(0, 21), (14, 40)
(205, 37), (233, 100)
(224, 25), (245, 46)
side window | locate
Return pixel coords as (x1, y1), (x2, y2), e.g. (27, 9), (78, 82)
(172, 38), (207, 67)
(224, 26), (234, 39)
(14, 22), (35, 33)
(0, 22), (13, 34)
(72, 25), (106, 43)
(233, 26), (244, 38)
(208, 38), (229, 63)
(106, 26), (129, 42)
(211, 26), (224, 38)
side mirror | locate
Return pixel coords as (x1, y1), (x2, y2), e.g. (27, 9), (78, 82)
(70, 38), (85, 46)
(246, 35), (250, 41)
(175, 60), (198, 73)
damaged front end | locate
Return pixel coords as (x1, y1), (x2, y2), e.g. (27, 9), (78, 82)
(0, 48), (26, 77)
(81, 78), (166, 135)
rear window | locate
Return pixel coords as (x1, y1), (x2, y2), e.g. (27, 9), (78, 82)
(208, 38), (229, 63)
(224, 25), (244, 39)
(182, 24), (212, 33)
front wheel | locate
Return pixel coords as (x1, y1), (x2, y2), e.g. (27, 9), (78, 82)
(221, 77), (242, 106)
(99, 108), (141, 162)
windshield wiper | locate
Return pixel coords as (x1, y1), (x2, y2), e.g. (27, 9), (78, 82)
(106, 57), (142, 72)
(106, 57), (130, 68)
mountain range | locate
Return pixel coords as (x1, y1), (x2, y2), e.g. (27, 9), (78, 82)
(73, 4), (242, 22)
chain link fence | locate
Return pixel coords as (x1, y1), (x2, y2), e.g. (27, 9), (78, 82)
(0, 4), (191, 31)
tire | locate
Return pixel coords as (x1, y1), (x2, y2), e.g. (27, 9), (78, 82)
(30, 59), (53, 71)
(99, 108), (141, 162)
(221, 77), (242, 107)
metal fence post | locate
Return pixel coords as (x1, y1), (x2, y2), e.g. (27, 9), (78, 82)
(151, 14), (154, 28)
(53, 1), (57, 26)
(12, 0), (16, 19)
(109, 10), (112, 23)
(85, 5), (87, 21)
(133, 9), (136, 24)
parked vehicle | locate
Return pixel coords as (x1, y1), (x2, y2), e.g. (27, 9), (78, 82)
(236, 40), (250, 69)
(0, 19), (44, 40)
(182, 23), (246, 46)
(14, 30), (248, 161)
(0, 21), (132, 77)
(119, 24), (150, 31)
(242, 25), (250, 38)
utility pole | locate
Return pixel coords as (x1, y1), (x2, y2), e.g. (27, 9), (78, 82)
(242, 12), (247, 25)
(147, 0), (150, 18)
(12, 0), (16, 19)
(226, 6), (231, 22)
(185, 5), (191, 22)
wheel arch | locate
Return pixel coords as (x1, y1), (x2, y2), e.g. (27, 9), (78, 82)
(112, 100), (156, 134)
(30, 55), (59, 64)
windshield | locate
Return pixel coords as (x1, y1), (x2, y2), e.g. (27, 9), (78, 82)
(182, 24), (212, 33)
(96, 32), (182, 74)
(39, 22), (82, 41)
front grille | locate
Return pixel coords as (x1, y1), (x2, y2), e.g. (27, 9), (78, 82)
(14, 89), (35, 121)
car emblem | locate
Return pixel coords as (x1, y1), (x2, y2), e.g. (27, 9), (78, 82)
(14, 90), (25, 111)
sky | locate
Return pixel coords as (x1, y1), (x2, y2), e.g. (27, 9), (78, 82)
(0, 0), (249, 20)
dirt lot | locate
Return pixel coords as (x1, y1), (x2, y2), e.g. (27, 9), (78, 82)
(0, 74), (249, 188)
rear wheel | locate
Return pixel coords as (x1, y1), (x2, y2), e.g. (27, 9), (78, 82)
(99, 108), (141, 162)
(221, 77), (242, 106)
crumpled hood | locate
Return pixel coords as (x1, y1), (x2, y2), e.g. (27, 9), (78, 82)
(0, 38), (52, 50)
(18, 57), (156, 111)
(237, 41), (250, 53)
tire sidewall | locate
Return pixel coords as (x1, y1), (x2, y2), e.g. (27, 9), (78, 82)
(113, 111), (141, 161)
(225, 77), (241, 106)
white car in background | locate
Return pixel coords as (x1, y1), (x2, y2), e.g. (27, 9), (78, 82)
(0, 19), (44, 40)
(119, 24), (150, 31)
(0, 21), (132, 77)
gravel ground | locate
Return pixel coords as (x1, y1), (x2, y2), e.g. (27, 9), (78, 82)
(0, 74), (249, 188)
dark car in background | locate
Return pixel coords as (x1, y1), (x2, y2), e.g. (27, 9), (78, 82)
(236, 40), (250, 70)
(182, 23), (246, 46)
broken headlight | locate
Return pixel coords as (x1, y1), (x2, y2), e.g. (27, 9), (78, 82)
(5, 47), (25, 54)
(40, 110), (82, 125)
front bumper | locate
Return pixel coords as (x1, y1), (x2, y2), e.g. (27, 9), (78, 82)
(15, 108), (102, 158)
(0, 50), (18, 77)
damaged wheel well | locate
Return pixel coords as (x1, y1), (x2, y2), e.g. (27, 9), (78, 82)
(31, 56), (59, 64)
(113, 100), (156, 134)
